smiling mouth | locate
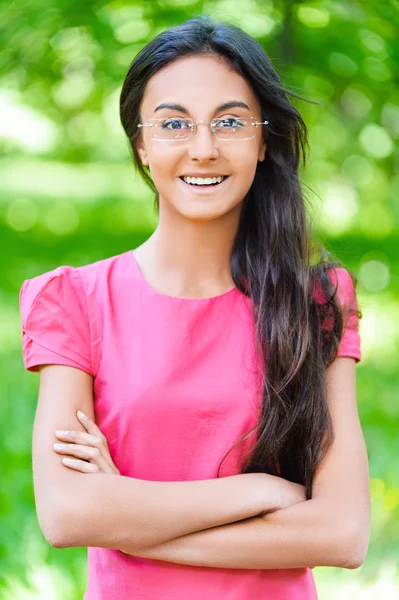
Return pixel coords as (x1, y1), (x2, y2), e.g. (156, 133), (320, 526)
(179, 176), (230, 188)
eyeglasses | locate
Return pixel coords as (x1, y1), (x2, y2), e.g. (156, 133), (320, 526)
(137, 116), (269, 142)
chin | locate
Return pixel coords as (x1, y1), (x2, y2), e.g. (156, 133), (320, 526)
(159, 189), (244, 221)
(177, 207), (228, 222)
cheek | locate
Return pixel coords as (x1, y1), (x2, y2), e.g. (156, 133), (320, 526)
(147, 146), (182, 179)
(230, 140), (260, 166)
(233, 150), (259, 180)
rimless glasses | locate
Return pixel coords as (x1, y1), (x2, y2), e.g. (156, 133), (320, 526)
(137, 116), (269, 142)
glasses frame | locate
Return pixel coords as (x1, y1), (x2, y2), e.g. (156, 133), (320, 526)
(137, 116), (269, 142)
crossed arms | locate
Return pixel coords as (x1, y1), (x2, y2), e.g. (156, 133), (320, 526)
(33, 356), (370, 570)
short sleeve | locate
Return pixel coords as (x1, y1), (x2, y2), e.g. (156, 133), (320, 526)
(19, 266), (94, 375)
(327, 268), (362, 363)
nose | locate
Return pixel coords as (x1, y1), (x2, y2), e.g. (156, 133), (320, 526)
(187, 121), (219, 161)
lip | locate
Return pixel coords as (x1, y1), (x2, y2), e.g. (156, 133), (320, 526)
(180, 174), (229, 178)
(178, 175), (230, 194)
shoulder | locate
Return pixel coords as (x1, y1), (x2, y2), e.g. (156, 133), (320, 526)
(20, 265), (82, 324)
(20, 251), (128, 317)
(75, 250), (132, 296)
(312, 266), (359, 309)
(328, 267), (358, 305)
(18, 254), (128, 376)
(311, 266), (362, 363)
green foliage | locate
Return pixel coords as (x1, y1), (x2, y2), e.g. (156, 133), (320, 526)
(1, 0), (398, 597)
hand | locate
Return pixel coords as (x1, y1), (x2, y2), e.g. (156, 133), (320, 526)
(278, 479), (307, 508)
(268, 477), (307, 513)
(53, 411), (120, 475)
(253, 473), (307, 516)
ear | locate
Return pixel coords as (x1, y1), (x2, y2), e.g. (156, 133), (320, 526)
(258, 139), (267, 162)
(136, 138), (149, 166)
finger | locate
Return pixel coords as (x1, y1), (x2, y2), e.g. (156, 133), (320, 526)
(54, 443), (103, 461)
(55, 430), (102, 448)
(76, 411), (108, 446)
(54, 443), (118, 474)
(54, 430), (114, 467)
(54, 429), (119, 474)
(62, 458), (99, 473)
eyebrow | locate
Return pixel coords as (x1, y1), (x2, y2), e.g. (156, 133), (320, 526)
(153, 101), (251, 115)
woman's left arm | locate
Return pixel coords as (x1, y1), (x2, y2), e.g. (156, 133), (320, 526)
(127, 357), (371, 569)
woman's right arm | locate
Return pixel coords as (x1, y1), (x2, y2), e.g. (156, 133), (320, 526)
(34, 364), (303, 552)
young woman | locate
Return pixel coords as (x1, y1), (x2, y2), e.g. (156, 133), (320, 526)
(19, 15), (370, 600)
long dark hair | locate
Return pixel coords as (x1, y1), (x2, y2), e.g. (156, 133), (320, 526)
(119, 15), (361, 499)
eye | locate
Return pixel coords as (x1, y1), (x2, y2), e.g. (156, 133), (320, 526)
(161, 118), (191, 130)
(214, 117), (244, 128)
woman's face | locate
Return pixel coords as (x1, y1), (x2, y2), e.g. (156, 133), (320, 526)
(136, 54), (266, 222)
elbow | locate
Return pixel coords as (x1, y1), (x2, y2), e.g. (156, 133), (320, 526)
(336, 520), (370, 569)
(37, 500), (83, 549)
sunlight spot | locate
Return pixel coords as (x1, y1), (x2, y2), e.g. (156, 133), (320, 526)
(359, 260), (390, 292)
(67, 110), (103, 145)
(0, 91), (58, 152)
(52, 71), (94, 110)
(360, 297), (399, 370)
(297, 6), (330, 28)
(98, 3), (143, 29)
(303, 74), (335, 100)
(240, 13), (275, 37)
(114, 20), (151, 44)
(162, 0), (199, 6)
(383, 488), (399, 512)
(381, 102), (399, 135)
(203, 0), (279, 37)
(319, 181), (359, 235)
(50, 26), (101, 62)
(311, 124), (344, 155)
(44, 202), (80, 235)
(6, 198), (39, 231)
(370, 478), (385, 500)
(363, 57), (391, 82)
(341, 155), (374, 187)
(359, 29), (388, 58)
(359, 124), (394, 159)
(341, 87), (372, 118)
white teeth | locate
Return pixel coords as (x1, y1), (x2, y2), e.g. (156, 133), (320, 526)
(182, 176), (225, 185)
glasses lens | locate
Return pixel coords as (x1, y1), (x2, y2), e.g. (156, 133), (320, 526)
(147, 117), (259, 141)
(150, 118), (193, 141)
(213, 117), (256, 140)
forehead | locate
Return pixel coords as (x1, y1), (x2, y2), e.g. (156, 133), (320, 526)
(140, 54), (259, 115)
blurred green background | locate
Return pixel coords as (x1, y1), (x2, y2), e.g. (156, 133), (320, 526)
(1, 0), (398, 598)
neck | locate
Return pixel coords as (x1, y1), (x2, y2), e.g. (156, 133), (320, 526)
(135, 202), (242, 297)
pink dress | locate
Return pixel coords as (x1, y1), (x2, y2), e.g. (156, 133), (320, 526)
(19, 249), (361, 599)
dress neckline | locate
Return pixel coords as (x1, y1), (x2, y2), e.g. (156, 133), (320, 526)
(126, 249), (240, 302)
